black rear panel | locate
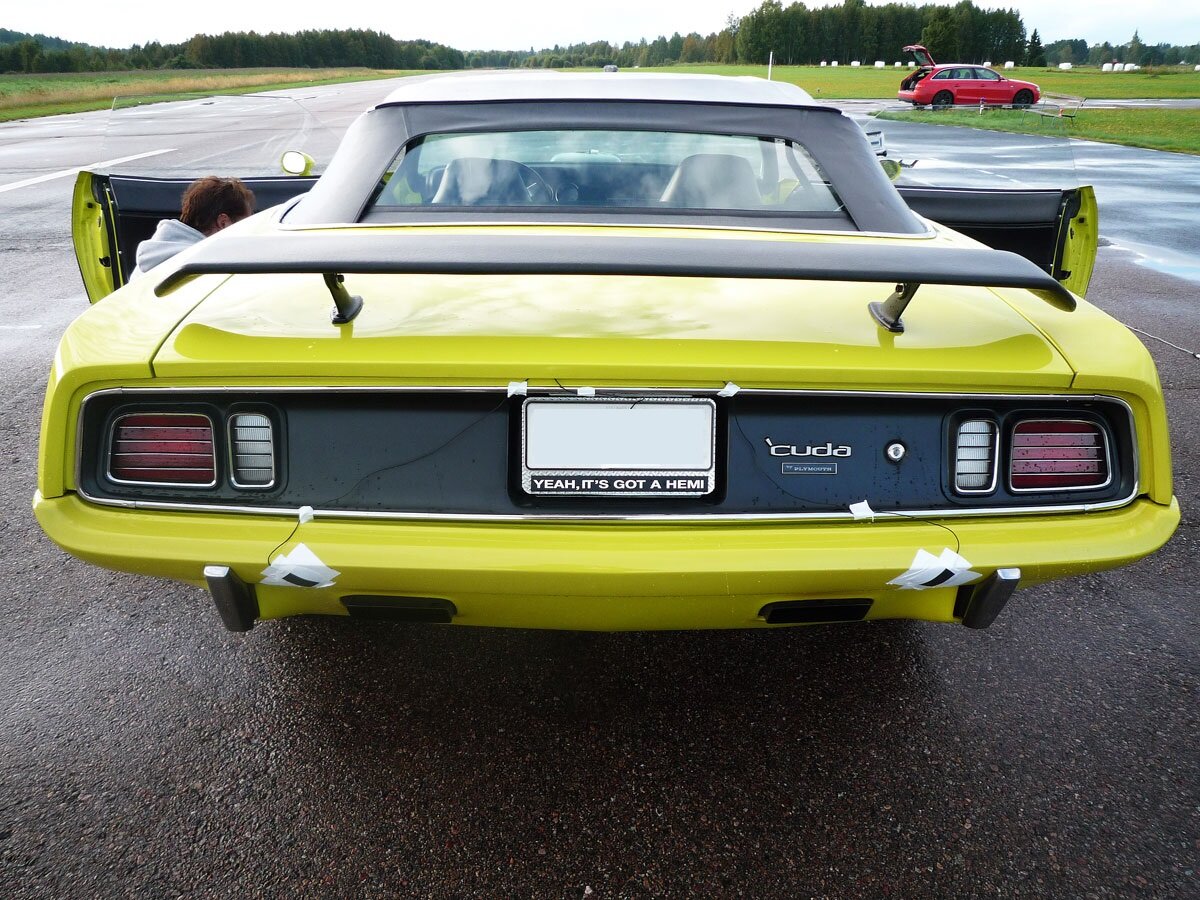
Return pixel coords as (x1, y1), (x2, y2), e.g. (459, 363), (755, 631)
(77, 390), (1136, 517)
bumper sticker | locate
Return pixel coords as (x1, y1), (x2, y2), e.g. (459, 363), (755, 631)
(888, 548), (980, 591)
(260, 543), (340, 589)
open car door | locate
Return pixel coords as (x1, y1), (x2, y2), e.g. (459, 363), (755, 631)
(72, 91), (338, 302)
(72, 171), (317, 302)
(898, 185), (1097, 296)
(876, 99), (1096, 296)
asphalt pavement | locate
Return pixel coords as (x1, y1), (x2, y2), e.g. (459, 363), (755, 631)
(0, 79), (1197, 898)
(854, 105), (1200, 281)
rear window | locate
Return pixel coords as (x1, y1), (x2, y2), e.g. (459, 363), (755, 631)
(364, 129), (844, 216)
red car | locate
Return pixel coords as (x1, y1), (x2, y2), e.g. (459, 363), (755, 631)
(897, 44), (1039, 108)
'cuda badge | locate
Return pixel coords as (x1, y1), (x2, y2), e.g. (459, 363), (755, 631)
(764, 437), (852, 458)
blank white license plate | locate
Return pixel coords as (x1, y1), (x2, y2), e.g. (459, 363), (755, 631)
(522, 398), (716, 496)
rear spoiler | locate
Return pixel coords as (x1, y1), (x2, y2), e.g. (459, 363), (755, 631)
(154, 232), (1075, 332)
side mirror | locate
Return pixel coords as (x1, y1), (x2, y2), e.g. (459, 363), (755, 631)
(280, 150), (315, 176)
(879, 158), (903, 182)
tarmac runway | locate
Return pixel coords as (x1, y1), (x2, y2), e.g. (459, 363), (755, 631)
(849, 104), (1200, 281)
(0, 77), (1197, 897)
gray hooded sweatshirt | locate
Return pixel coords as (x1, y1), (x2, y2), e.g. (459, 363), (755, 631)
(132, 219), (205, 278)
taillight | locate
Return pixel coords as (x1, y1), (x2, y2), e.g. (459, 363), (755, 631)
(953, 419), (997, 493)
(1010, 420), (1108, 491)
(109, 413), (216, 485)
(228, 413), (275, 488)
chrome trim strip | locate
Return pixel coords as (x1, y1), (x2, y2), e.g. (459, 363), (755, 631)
(278, 220), (939, 241)
(74, 387), (1141, 523)
(70, 493), (1143, 523)
(78, 385), (1107, 399)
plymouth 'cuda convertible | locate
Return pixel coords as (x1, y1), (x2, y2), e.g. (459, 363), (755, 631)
(37, 73), (1178, 633)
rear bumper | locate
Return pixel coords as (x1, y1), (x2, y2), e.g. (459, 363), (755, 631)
(896, 90), (920, 104)
(34, 493), (1179, 630)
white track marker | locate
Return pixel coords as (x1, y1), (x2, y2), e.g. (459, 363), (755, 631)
(0, 149), (176, 195)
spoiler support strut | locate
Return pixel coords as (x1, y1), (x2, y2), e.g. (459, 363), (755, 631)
(323, 273), (364, 324)
(869, 282), (920, 333)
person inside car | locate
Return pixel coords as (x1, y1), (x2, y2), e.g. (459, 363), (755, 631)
(133, 176), (255, 277)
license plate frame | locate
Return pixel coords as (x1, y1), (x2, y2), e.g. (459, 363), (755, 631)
(521, 397), (716, 497)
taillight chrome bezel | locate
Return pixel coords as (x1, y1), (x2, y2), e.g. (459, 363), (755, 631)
(226, 412), (277, 490)
(106, 412), (218, 488)
(1007, 418), (1113, 493)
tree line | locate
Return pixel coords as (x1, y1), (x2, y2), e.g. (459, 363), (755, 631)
(733, 0), (1027, 67)
(1044, 32), (1199, 67)
(468, 1), (1024, 69)
(0, 28), (462, 73)
(479, 2), (1195, 71)
(1, 7), (1197, 75)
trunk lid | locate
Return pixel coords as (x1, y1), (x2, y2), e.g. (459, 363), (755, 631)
(904, 44), (936, 67)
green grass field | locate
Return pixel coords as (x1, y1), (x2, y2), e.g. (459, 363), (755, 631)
(3, 63), (1198, 154)
(874, 106), (1200, 155)
(641, 64), (1200, 154)
(0, 68), (419, 122)
(661, 63), (1200, 100)
(4, 62), (1198, 121)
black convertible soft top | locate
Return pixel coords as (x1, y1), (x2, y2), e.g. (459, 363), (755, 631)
(283, 96), (926, 235)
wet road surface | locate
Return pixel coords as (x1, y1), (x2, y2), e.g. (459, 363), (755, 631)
(854, 108), (1200, 282)
(0, 79), (1197, 898)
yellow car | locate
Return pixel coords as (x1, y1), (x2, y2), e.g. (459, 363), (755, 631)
(39, 73), (1178, 633)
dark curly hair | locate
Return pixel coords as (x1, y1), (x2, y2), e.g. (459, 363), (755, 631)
(179, 176), (255, 234)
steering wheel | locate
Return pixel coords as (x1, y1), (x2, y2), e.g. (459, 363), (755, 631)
(515, 163), (555, 204)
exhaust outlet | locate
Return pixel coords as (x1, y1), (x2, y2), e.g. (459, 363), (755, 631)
(759, 598), (872, 625)
(340, 595), (457, 623)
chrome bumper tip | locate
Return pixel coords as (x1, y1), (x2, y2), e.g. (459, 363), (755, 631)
(203, 565), (259, 632)
(959, 567), (1021, 630)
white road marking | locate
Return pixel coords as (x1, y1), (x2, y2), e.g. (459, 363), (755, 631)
(0, 148), (175, 195)
(975, 166), (1022, 185)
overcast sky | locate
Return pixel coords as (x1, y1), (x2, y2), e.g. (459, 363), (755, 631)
(6, 1), (1196, 52)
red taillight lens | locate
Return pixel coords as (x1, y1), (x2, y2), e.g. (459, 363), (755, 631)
(109, 413), (216, 485)
(1010, 420), (1108, 491)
